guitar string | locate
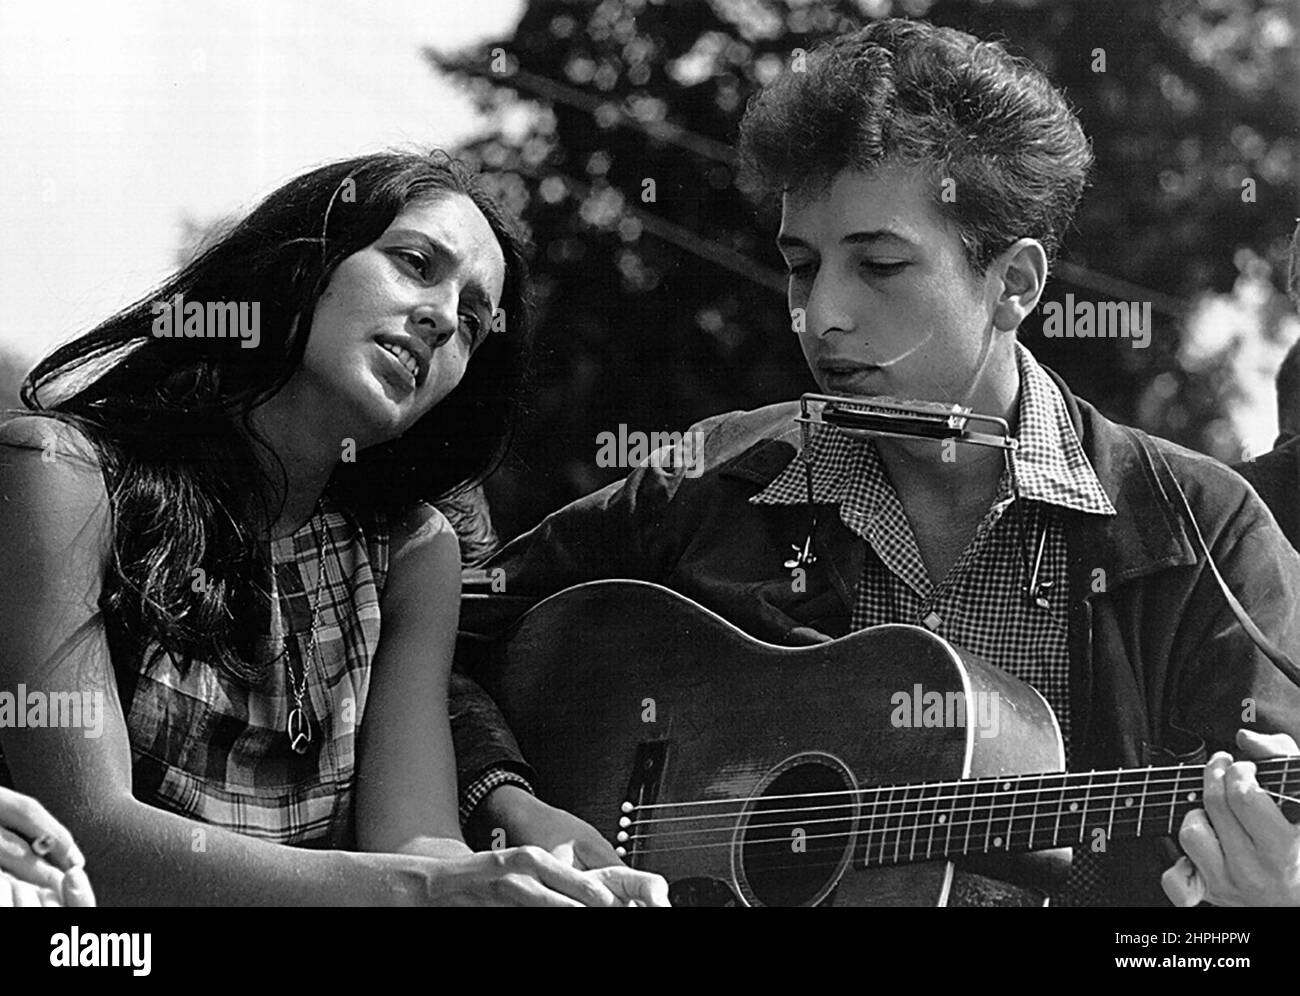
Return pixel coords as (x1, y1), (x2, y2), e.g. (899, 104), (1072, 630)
(625, 807), (1185, 851)
(621, 795), (1290, 860)
(676, 846), (967, 879)
(624, 793), (1218, 847)
(626, 787), (1300, 848)
(620, 790), (1255, 848)
(623, 820), (1149, 860)
(629, 826), (1075, 860)
(651, 832), (1053, 874)
(617, 784), (1300, 871)
(615, 775), (1299, 851)
(622, 758), (1298, 815)
(640, 838), (1048, 880)
(620, 787), (1300, 865)
(620, 763), (1296, 825)
(626, 776), (1212, 828)
(627, 803), (1162, 841)
(626, 759), (1298, 812)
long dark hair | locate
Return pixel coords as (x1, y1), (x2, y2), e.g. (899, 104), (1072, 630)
(20, 150), (533, 685)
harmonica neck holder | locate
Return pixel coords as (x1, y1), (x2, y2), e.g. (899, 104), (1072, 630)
(790, 393), (1052, 610)
(795, 393), (1016, 452)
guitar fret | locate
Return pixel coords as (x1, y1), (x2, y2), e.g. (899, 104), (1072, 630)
(999, 778), (1011, 851)
(866, 784), (883, 868)
(998, 778), (1013, 851)
(962, 779), (975, 858)
(924, 782), (939, 861)
(864, 787), (879, 867)
(1028, 773), (1044, 851)
(1166, 770), (1185, 836)
(860, 759), (1294, 870)
(1136, 767), (1151, 837)
(889, 784), (902, 865)
(1079, 770), (1096, 844)
(1013, 777), (1027, 850)
(908, 784), (921, 863)
(1050, 771), (1066, 849)
(982, 780), (994, 854)
(1105, 771), (1118, 846)
(944, 779), (958, 858)
(1107, 769), (1138, 841)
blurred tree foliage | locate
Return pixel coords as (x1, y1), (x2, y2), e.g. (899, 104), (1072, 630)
(432, 0), (1300, 536)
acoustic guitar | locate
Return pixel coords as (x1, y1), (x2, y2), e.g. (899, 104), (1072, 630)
(477, 579), (1300, 906)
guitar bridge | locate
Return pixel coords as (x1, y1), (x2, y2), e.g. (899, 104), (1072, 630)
(615, 740), (668, 866)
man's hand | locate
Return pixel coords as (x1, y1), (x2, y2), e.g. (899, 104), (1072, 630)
(476, 785), (624, 870)
(1161, 729), (1300, 907)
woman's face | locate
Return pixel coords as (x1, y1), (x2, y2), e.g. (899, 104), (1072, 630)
(292, 192), (506, 450)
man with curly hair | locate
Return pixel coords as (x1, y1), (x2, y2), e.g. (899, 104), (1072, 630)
(453, 19), (1300, 907)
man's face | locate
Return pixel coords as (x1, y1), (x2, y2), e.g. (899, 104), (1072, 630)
(778, 165), (1005, 405)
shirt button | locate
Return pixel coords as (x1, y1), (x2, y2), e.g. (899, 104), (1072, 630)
(923, 611), (942, 631)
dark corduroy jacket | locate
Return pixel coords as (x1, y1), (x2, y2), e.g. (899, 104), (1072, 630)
(451, 370), (1300, 906)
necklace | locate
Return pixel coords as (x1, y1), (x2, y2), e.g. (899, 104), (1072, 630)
(272, 514), (330, 755)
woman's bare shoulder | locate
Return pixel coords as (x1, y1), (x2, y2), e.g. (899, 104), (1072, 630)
(384, 502), (460, 605)
(0, 414), (112, 547)
(0, 413), (101, 463)
(393, 501), (454, 545)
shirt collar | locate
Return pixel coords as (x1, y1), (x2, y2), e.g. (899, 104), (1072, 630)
(750, 342), (1116, 517)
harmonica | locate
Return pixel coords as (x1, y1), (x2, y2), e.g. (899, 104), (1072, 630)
(796, 392), (1017, 450)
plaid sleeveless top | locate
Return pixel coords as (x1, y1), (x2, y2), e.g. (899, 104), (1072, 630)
(124, 496), (389, 848)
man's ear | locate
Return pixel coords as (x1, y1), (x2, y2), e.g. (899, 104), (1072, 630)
(990, 239), (1048, 332)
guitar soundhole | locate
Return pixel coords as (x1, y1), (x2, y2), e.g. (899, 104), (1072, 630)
(734, 755), (858, 907)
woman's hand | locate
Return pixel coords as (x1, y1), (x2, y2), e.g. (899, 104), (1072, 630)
(470, 785), (625, 871)
(0, 785), (96, 907)
(418, 845), (669, 907)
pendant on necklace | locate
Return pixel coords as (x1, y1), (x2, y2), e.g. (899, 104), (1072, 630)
(287, 706), (312, 755)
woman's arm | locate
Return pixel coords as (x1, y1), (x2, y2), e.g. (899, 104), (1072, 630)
(355, 503), (669, 906)
(0, 418), (665, 906)
(0, 417), (450, 906)
(357, 504), (469, 854)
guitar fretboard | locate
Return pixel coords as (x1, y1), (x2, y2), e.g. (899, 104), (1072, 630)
(857, 758), (1299, 867)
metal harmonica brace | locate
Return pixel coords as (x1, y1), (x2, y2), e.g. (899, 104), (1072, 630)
(795, 392), (1017, 451)
(786, 394), (1039, 605)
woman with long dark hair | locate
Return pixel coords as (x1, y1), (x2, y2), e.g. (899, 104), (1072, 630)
(0, 150), (666, 906)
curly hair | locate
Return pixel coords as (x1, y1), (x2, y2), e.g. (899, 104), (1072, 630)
(737, 18), (1093, 271)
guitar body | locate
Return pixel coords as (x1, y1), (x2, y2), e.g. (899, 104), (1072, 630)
(480, 580), (1068, 906)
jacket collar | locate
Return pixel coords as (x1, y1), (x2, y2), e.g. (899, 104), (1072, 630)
(721, 364), (1198, 592)
(1044, 366), (1198, 586)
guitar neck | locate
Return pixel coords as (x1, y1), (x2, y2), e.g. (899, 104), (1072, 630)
(857, 757), (1300, 868)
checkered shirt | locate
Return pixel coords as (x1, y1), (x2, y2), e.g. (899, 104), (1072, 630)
(751, 343), (1118, 905)
(125, 497), (388, 848)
